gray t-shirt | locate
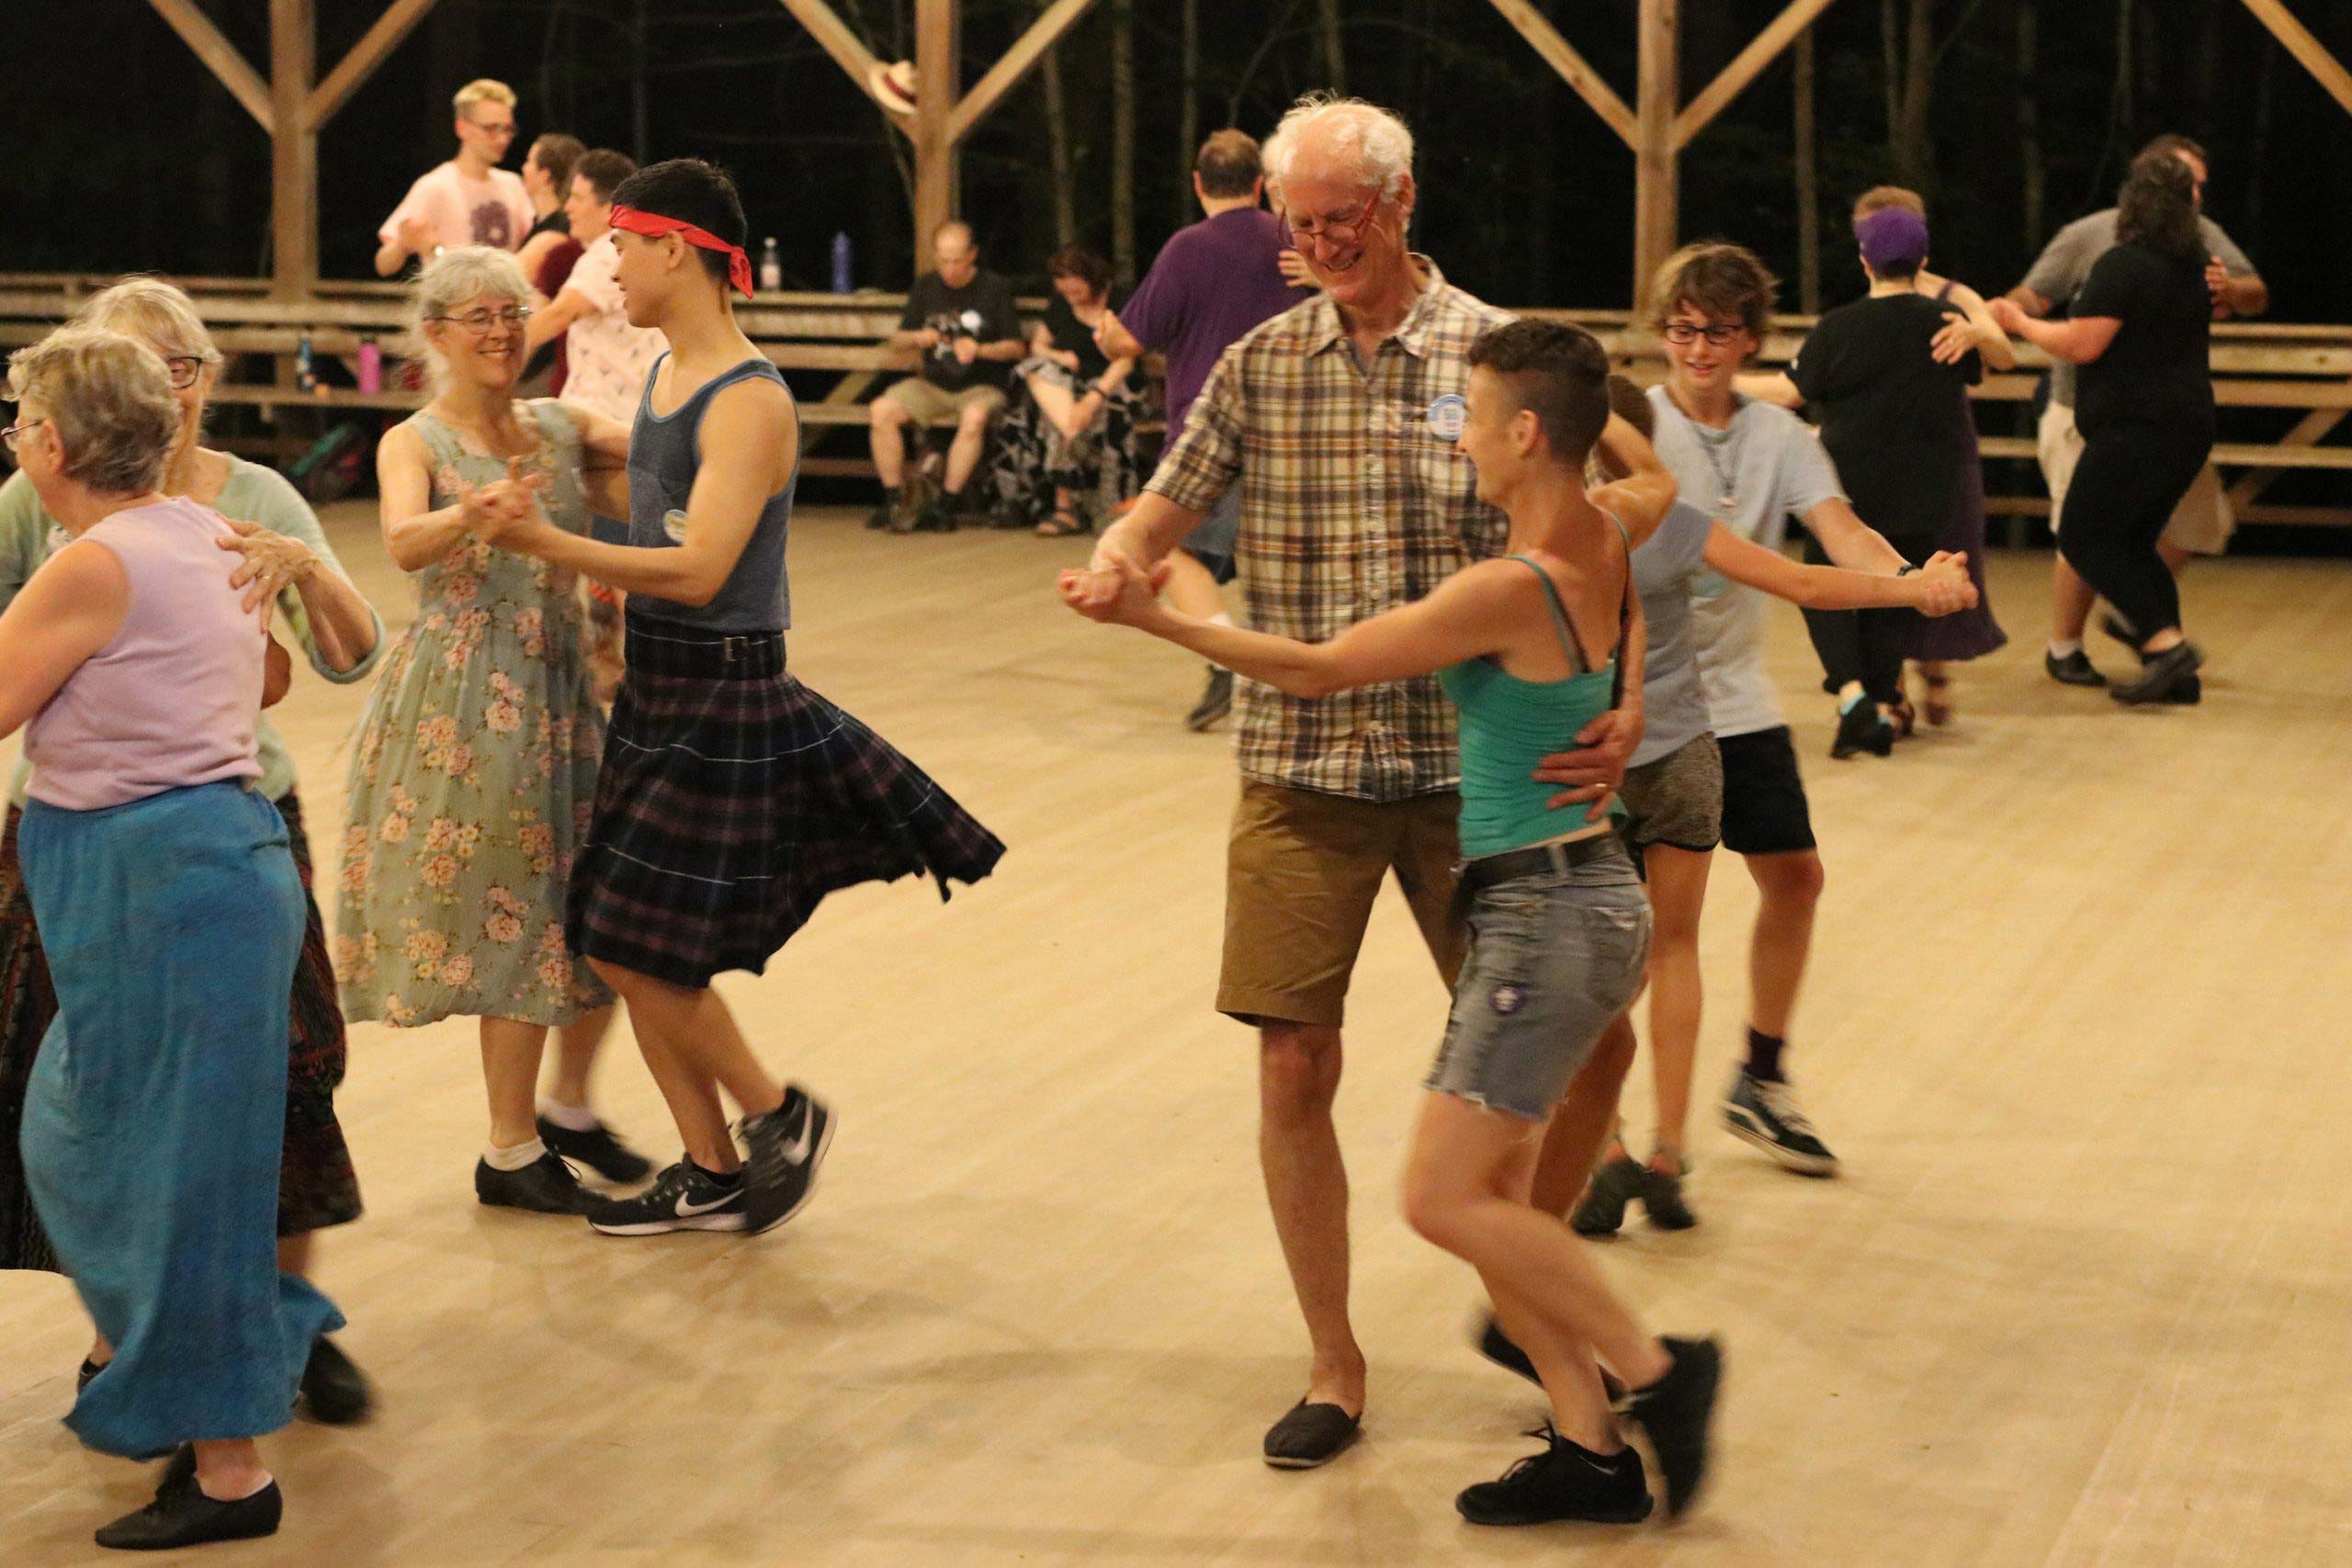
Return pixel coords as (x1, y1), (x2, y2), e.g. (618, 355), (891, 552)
(1645, 386), (1848, 739)
(2021, 208), (2254, 408)
(1629, 501), (1713, 769)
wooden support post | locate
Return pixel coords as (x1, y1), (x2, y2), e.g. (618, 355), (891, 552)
(912, 0), (959, 261)
(2239, 0), (2352, 119)
(269, 0), (318, 302)
(775, 0), (904, 118)
(1675, 0), (1843, 149)
(1633, 0), (1679, 300)
(146, 0), (276, 131)
(309, 0), (443, 131)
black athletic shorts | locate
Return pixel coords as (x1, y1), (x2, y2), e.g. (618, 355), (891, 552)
(1715, 726), (1816, 857)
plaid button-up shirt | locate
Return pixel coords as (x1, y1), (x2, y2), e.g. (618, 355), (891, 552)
(1145, 259), (1511, 802)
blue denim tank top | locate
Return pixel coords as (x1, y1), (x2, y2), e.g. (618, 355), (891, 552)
(624, 354), (798, 632)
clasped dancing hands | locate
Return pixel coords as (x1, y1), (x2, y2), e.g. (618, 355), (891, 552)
(457, 457), (549, 547)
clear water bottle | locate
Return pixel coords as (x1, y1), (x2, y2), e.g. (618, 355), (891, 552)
(830, 231), (853, 295)
(296, 330), (316, 394)
(356, 337), (382, 395)
(758, 237), (782, 292)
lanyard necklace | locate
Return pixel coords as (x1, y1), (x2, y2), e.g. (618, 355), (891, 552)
(1668, 390), (1745, 517)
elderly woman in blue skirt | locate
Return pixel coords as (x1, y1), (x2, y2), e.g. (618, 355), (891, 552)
(0, 328), (336, 1551)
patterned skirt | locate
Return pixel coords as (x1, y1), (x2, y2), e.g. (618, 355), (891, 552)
(567, 621), (1006, 988)
(0, 792), (361, 1275)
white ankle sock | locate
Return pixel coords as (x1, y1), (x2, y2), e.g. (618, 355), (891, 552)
(2048, 638), (2083, 659)
(537, 1099), (598, 1133)
(482, 1137), (546, 1172)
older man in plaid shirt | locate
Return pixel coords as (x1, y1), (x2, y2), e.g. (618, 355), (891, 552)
(1068, 95), (1640, 1469)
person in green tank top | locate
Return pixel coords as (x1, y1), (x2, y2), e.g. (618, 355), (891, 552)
(1066, 321), (1726, 1529)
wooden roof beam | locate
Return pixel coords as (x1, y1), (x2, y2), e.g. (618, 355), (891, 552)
(308, 0), (442, 132)
(775, 0), (910, 129)
(145, 0), (274, 132)
(1487, 0), (1635, 146)
(2240, 0), (2352, 120)
(1674, 0), (1845, 151)
(947, 0), (1102, 146)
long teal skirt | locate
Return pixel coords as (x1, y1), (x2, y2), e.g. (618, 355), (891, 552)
(18, 781), (342, 1459)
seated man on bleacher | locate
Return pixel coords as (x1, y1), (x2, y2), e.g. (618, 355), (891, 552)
(869, 220), (1025, 534)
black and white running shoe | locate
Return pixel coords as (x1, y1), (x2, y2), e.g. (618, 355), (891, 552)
(738, 1086), (835, 1235)
(1722, 1071), (1839, 1177)
(584, 1160), (748, 1235)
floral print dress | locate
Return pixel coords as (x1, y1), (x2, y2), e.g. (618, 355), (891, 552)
(335, 401), (615, 1027)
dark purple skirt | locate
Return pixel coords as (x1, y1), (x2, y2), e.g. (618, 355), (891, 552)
(1910, 455), (2007, 663)
(567, 625), (1005, 989)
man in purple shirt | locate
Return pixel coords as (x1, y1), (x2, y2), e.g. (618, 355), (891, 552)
(1101, 129), (1306, 729)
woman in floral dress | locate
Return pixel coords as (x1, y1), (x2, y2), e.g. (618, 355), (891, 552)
(339, 247), (648, 1213)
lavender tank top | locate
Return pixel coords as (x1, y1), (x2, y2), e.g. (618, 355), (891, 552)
(24, 497), (264, 810)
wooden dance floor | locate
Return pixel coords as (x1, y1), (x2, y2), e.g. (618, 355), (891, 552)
(5, 507), (2350, 1564)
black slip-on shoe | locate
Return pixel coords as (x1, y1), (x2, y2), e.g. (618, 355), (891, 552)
(95, 1470), (282, 1551)
(536, 1114), (654, 1184)
(2044, 649), (2108, 687)
(2111, 641), (2203, 706)
(1262, 1400), (1360, 1469)
(299, 1336), (372, 1425)
(474, 1153), (593, 1214)
(1829, 700), (1894, 759)
(1455, 1427), (1654, 1527)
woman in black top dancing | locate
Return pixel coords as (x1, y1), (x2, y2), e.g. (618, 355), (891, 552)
(1992, 152), (2214, 705)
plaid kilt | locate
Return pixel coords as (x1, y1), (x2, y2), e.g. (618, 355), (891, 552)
(568, 624), (1005, 988)
(0, 792), (362, 1274)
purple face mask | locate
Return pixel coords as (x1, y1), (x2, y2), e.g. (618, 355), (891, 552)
(1856, 207), (1930, 272)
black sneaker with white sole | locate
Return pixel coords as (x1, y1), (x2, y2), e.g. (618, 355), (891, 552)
(1455, 1427), (1654, 1527)
(475, 1152), (594, 1213)
(584, 1159), (747, 1235)
(738, 1086), (835, 1235)
(536, 1114), (654, 1183)
(1722, 1070), (1838, 1177)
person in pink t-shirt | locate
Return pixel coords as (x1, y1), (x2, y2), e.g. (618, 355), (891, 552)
(373, 78), (535, 277)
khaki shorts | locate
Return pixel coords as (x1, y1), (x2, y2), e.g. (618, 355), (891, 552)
(881, 378), (1007, 424)
(1219, 779), (1466, 1029)
(2038, 400), (2233, 555)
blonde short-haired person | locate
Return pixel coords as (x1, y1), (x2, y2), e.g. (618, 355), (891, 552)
(375, 78), (535, 276)
(336, 247), (650, 1210)
(1, 327), (335, 1550)
(0, 276), (384, 1421)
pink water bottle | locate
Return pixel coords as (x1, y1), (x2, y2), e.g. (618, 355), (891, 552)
(357, 338), (382, 394)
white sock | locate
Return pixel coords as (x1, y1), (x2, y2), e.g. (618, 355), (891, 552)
(482, 1137), (546, 1172)
(2048, 638), (2083, 659)
(1206, 612), (1235, 628)
(537, 1099), (598, 1133)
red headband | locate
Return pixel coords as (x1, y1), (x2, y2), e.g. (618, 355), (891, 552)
(609, 205), (754, 299)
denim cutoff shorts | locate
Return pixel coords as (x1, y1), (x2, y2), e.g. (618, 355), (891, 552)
(1424, 841), (1653, 1122)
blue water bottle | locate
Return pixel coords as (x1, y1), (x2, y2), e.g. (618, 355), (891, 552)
(830, 231), (853, 295)
(296, 330), (316, 394)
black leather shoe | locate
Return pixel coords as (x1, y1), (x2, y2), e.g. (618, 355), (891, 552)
(536, 1114), (653, 1183)
(300, 1337), (372, 1425)
(2111, 641), (2202, 706)
(474, 1153), (592, 1214)
(95, 1468), (282, 1551)
(1829, 699), (1894, 759)
(1262, 1400), (1360, 1469)
(2044, 649), (2107, 687)
(76, 1357), (106, 1393)
(1571, 1156), (1645, 1237)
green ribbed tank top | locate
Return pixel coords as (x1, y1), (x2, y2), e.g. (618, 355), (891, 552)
(1437, 547), (1628, 859)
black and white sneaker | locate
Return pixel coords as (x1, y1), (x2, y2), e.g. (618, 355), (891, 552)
(475, 1152), (594, 1213)
(1184, 667), (1234, 732)
(1455, 1426), (1654, 1527)
(584, 1159), (747, 1235)
(536, 1114), (654, 1183)
(1722, 1071), (1839, 1177)
(738, 1086), (835, 1235)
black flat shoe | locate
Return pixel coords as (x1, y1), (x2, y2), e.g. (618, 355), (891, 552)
(1570, 1156), (1644, 1237)
(95, 1468), (282, 1551)
(300, 1336), (372, 1425)
(1262, 1400), (1360, 1469)
(474, 1153), (593, 1214)
(76, 1357), (106, 1393)
(2110, 641), (2202, 706)
(1828, 700), (1894, 759)
(536, 1114), (654, 1183)
(2044, 649), (2107, 687)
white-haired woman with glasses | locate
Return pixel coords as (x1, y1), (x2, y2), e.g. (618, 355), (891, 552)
(1, 326), (336, 1549)
(337, 246), (650, 1211)
(0, 276), (383, 1420)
